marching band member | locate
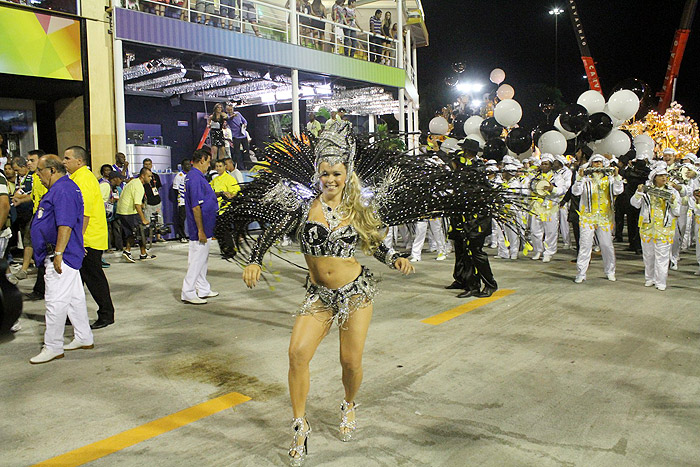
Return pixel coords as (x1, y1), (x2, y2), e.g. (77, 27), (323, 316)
(659, 147), (692, 270)
(571, 154), (624, 283)
(528, 154), (566, 262)
(689, 184), (700, 276)
(553, 155), (573, 249)
(630, 166), (681, 290)
(494, 162), (525, 260)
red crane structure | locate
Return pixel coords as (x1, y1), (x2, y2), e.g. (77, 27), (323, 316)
(565, 0), (602, 94)
(657, 0), (697, 112)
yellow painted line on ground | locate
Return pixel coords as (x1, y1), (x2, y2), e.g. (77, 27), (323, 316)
(422, 289), (516, 325)
(33, 392), (251, 467)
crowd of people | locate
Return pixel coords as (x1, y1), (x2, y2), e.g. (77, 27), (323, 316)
(128, 0), (400, 63)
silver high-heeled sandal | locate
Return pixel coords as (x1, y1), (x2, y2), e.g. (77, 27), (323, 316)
(289, 417), (310, 466)
(339, 400), (357, 442)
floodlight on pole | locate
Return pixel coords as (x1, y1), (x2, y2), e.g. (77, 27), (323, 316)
(549, 7), (564, 88)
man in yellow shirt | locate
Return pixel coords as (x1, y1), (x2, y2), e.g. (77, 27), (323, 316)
(116, 168), (155, 263)
(64, 146), (116, 329)
(210, 159), (239, 212)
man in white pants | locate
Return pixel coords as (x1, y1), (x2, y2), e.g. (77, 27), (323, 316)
(181, 149), (220, 305)
(553, 155), (573, 248)
(571, 154), (624, 283)
(409, 219), (447, 262)
(630, 167), (681, 291)
(495, 163), (525, 260)
(528, 154), (566, 262)
(29, 155), (93, 364)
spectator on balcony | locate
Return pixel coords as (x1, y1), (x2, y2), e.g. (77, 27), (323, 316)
(381, 11), (392, 65)
(309, 0), (327, 50)
(239, 0), (261, 37)
(153, 0), (167, 16)
(193, 0), (214, 25)
(220, 0), (236, 30)
(369, 9), (382, 63)
(342, 0), (361, 58)
(331, 0), (345, 53)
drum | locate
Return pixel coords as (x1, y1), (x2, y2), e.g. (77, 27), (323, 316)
(529, 177), (552, 198)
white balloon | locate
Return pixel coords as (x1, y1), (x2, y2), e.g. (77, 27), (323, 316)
(496, 84), (515, 100)
(607, 89), (640, 121)
(493, 99), (522, 127)
(490, 68), (506, 85)
(429, 116), (450, 135)
(600, 129), (631, 156)
(554, 115), (578, 140)
(463, 115), (484, 136)
(441, 137), (460, 153)
(633, 134), (654, 149)
(576, 90), (606, 114)
(603, 104), (625, 127)
(538, 130), (567, 156)
(465, 133), (485, 149)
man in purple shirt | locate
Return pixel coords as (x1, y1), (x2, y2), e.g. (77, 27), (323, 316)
(29, 155), (94, 364)
(181, 149), (220, 305)
(225, 103), (249, 170)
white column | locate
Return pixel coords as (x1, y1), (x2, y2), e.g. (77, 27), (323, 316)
(292, 69), (300, 136)
(407, 101), (414, 152)
(368, 114), (376, 133)
(113, 38), (127, 155)
(289, 0), (298, 45)
(398, 89), (405, 134)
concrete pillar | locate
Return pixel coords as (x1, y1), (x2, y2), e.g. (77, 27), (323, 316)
(113, 39), (127, 155)
(55, 96), (86, 154)
(407, 101), (414, 151)
(292, 69), (300, 136)
(397, 0), (404, 69)
(398, 89), (405, 134)
(290, 0), (298, 45)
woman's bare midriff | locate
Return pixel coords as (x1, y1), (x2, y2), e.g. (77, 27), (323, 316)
(305, 255), (363, 289)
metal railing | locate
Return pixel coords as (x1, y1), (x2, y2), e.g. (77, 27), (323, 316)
(119, 0), (400, 68)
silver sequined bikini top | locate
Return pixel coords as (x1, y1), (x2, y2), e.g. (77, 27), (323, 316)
(299, 220), (359, 258)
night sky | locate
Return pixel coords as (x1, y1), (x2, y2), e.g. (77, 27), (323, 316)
(416, 0), (700, 133)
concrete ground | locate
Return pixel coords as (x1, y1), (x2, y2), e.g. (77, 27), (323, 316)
(2, 239), (700, 467)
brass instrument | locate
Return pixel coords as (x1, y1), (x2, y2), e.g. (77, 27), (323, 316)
(644, 186), (673, 201)
(583, 167), (615, 176)
(668, 165), (696, 184)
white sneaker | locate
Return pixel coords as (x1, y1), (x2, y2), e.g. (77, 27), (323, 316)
(435, 253), (447, 261)
(694, 268), (700, 276)
(542, 255), (552, 263)
(492, 255), (508, 260)
(409, 256), (421, 263)
(607, 274), (616, 282)
(532, 252), (541, 261)
(670, 262), (678, 271)
(563, 243), (570, 250)
(489, 243), (497, 249)
(656, 284), (667, 291)
(182, 297), (207, 305)
(510, 256), (518, 260)
(64, 339), (95, 351)
(574, 276), (585, 284)
(7, 274), (18, 285)
(10, 320), (21, 332)
(30, 346), (64, 364)
(644, 280), (655, 287)
(594, 246), (601, 252)
(198, 291), (219, 298)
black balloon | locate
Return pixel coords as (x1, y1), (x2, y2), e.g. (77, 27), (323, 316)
(480, 117), (504, 140)
(451, 113), (467, 138)
(585, 112), (613, 140)
(452, 62), (466, 73)
(559, 104), (589, 133)
(445, 75), (457, 87)
(532, 124), (556, 147)
(483, 138), (507, 161)
(505, 127), (532, 154)
(565, 138), (577, 156)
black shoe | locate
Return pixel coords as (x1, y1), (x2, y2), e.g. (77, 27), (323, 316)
(23, 291), (43, 301)
(457, 289), (480, 298)
(476, 286), (498, 298)
(445, 282), (465, 290)
(90, 319), (114, 330)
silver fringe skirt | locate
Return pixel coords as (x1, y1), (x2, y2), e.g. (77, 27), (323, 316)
(297, 266), (378, 327)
